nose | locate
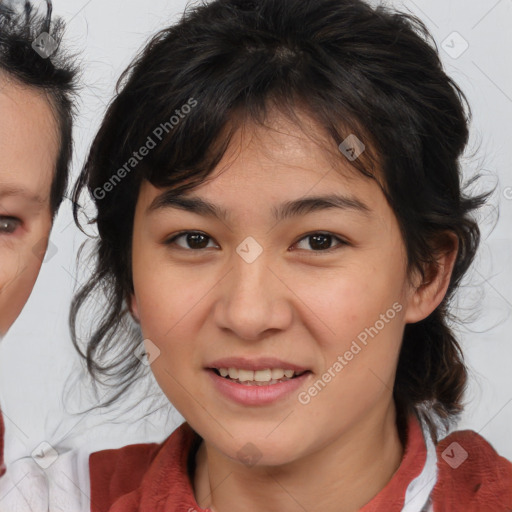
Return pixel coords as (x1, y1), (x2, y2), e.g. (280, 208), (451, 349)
(212, 243), (293, 341)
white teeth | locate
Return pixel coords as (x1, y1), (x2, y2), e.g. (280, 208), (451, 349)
(238, 369), (254, 382)
(254, 369), (272, 382)
(216, 367), (303, 383)
(271, 369), (285, 380)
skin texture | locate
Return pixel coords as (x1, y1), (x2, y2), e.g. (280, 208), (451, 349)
(0, 75), (58, 338)
(130, 110), (457, 512)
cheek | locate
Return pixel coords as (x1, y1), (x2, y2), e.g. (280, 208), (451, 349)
(134, 269), (203, 337)
(0, 252), (43, 335)
(293, 265), (406, 406)
(294, 288), (405, 441)
(131, 253), (217, 371)
(0, 217), (52, 335)
(133, 269), (209, 418)
(297, 262), (405, 347)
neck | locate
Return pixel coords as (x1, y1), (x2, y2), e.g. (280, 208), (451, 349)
(193, 403), (404, 512)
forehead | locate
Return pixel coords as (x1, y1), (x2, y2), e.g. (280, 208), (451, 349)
(0, 76), (59, 205)
(216, 108), (364, 176)
(140, 110), (388, 222)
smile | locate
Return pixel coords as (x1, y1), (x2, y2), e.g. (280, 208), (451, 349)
(207, 368), (312, 405)
(213, 367), (307, 385)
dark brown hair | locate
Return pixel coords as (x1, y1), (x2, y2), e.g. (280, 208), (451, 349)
(70, 0), (491, 440)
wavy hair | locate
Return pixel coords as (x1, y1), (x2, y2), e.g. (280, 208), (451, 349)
(70, 0), (491, 440)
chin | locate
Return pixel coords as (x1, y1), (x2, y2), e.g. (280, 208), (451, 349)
(216, 432), (304, 468)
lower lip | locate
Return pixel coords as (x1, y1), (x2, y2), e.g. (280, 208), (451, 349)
(206, 369), (311, 405)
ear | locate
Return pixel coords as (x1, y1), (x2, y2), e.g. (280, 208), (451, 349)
(128, 293), (140, 323)
(403, 233), (458, 324)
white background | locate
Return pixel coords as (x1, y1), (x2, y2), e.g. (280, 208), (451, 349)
(1, 0), (511, 464)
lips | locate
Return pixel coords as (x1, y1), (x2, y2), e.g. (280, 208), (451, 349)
(206, 367), (311, 405)
(204, 356), (312, 405)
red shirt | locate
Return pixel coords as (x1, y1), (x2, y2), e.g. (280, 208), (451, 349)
(89, 414), (512, 512)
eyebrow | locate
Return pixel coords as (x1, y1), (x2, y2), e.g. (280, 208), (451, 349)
(0, 185), (45, 205)
(147, 191), (371, 222)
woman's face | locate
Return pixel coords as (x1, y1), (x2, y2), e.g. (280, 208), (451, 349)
(0, 77), (58, 338)
(130, 110), (437, 466)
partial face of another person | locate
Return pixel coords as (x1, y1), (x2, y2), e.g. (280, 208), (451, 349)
(0, 75), (59, 338)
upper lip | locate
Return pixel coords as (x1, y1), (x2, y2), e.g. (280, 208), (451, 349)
(206, 357), (310, 373)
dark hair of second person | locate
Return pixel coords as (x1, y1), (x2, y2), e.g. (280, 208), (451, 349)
(70, 0), (489, 444)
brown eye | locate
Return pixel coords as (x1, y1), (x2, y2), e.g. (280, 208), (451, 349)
(165, 231), (218, 250)
(0, 216), (21, 234)
(293, 232), (347, 253)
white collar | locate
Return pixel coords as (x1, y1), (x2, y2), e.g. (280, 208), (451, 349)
(400, 417), (438, 512)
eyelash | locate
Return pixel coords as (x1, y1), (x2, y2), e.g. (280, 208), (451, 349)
(0, 216), (22, 235)
(163, 230), (349, 256)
